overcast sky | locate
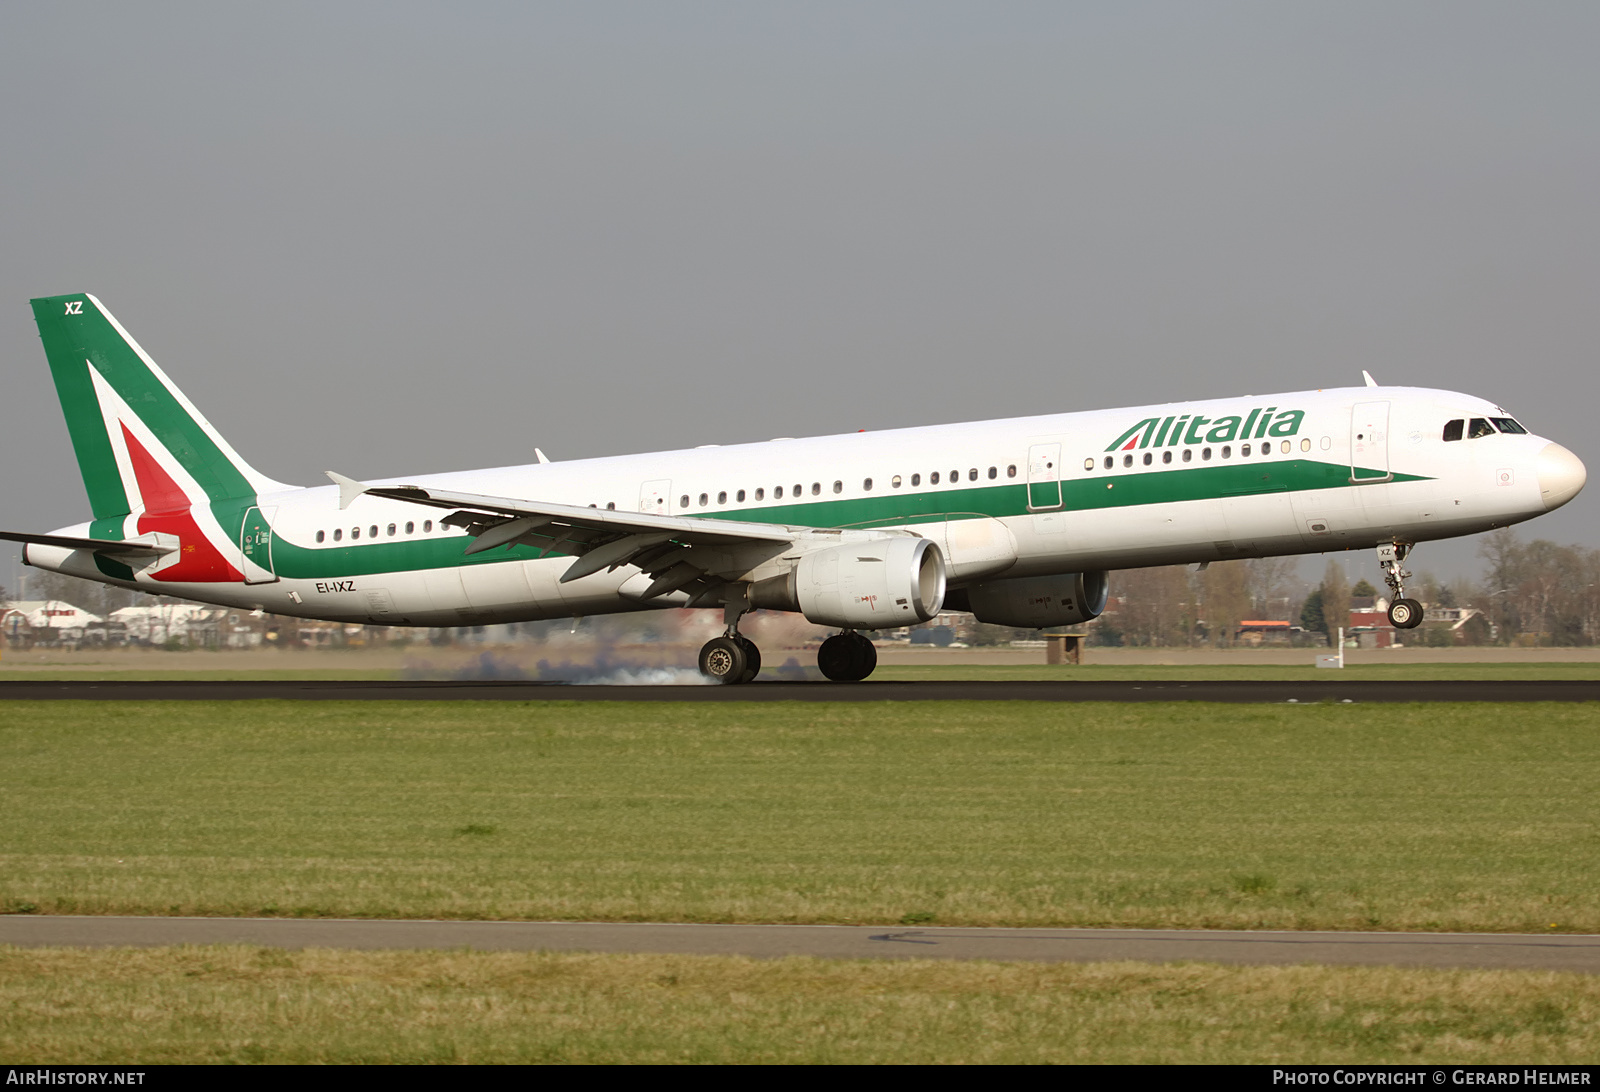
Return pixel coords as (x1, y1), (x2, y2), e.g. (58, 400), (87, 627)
(2, 2), (1595, 588)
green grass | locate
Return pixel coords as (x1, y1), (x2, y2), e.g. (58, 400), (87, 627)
(4, 947), (1599, 1064)
(2, 700), (1597, 931)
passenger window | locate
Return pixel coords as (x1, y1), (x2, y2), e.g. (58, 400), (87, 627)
(717, 491), (727, 504)
(755, 488), (764, 501)
(1162, 451), (1172, 464)
(1469, 418), (1494, 439)
(316, 530), (325, 543)
(912, 473), (921, 486)
(1103, 456), (1113, 470)
(969, 468), (978, 481)
(699, 493), (708, 506)
(932, 471), (941, 484)
(1221, 446), (1231, 459)
(863, 478), (873, 491)
(405, 522), (414, 534)
(892, 475), (902, 488)
(1300, 438), (1311, 451)
(424, 520), (432, 532)
(351, 527), (360, 540)
(1122, 455), (1132, 468)
(1006, 465), (1017, 478)
(832, 481), (842, 494)
(680, 495), (690, 508)
(1083, 459), (1093, 471)
(735, 491), (744, 503)
(811, 482), (821, 496)
(775, 486), (784, 499)
(950, 469), (959, 481)
(1280, 440), (1291, 454)
(1202, 448), (1212, 461)
(333, 528), (343, 542)
(988, 466), (998, 479)
(794, 483), (803, 496)
(1241, 443), (1251, 457)
(1182, 449), (1193, 463)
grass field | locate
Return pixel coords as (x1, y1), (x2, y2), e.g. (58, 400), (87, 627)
(4, 946), (1597, 1064)
(2, 699), (1596, 932)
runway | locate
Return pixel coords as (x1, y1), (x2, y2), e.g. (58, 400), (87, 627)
(3, 916), (1596, 972)
(1, 679), (1597, 701)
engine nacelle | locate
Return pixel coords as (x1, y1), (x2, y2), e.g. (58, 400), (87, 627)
(949, 571), (1109, 628)
(751, 537), (946, 629)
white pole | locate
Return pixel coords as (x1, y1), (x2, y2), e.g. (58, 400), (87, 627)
(1338, 626), (1345, 668)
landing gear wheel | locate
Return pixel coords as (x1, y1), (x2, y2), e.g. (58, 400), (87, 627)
(699, 636), (749, 684)
(817, 631), (878, 682)
(1388, 597), (1424, 629)
(734, 635), (761, 683)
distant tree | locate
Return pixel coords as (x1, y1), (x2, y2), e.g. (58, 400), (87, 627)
(1245, 556), (1299, 621)
(1299, 587), (1327, 640)
(1351, 578), (1377, 598)
(1112, 566), (1194, 646)
(23, 570), (158, 618)
(1320, 561), (1351, 636)
(1201, 561), (1251, 646)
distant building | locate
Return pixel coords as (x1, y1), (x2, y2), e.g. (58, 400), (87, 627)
(2, 600), (105, 646)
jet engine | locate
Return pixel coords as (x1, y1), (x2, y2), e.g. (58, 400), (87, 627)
(750, 537), (946, 629)
(945, 570), (1109, 628)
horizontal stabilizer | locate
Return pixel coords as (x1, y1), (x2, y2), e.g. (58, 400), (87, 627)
(0, 530), (177, 559)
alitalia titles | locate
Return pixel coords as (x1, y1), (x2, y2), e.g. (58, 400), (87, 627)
(1106, 408), (1306, 452)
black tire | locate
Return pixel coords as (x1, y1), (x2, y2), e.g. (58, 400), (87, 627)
(698, 636), (749, 684)
(1388, 597), (1424, 629)
(735, 636), (762, 684)
(818, 632), (877, 682)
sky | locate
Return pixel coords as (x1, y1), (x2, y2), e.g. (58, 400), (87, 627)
(2, 2), (1596, 591)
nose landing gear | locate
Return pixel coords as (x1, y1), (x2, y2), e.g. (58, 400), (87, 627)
(1378, 541), (1424, 629)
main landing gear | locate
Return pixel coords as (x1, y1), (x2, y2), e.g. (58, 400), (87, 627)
(817, 630), (877, 682)
(695, 590), (880, 685)
(698, 590), (762, 684)
(1377, 541), (1424, 630)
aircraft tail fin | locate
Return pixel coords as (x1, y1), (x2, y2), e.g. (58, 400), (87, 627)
(30, 293), (290, 521)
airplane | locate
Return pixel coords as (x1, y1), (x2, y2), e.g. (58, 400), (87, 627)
(4, 292), (1587, 683)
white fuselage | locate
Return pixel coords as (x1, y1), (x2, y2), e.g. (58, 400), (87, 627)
(33, 384), (1581, 627)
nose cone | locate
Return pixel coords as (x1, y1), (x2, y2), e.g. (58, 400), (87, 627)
(1537, 443), (1587, 511)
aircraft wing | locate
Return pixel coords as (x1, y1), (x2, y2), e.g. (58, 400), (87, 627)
(338, 477), (808, 598)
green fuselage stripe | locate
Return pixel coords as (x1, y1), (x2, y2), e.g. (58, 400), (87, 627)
(263, 458), (1428, 580)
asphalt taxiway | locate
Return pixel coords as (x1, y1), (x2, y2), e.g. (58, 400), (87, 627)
(2, 916), (1596, 972)
(1, 679), (1597, 701)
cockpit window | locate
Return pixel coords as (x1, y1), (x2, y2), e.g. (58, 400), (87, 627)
(1468, 418), (1495, 439)
(1442, 419), (1464, 442)
(1491, 417), (1528, 435)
